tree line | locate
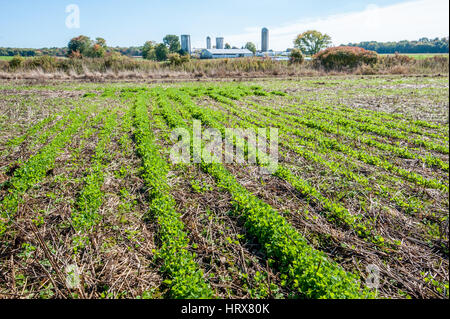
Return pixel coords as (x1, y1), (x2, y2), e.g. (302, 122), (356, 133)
(345, 37), (449, 54)
(2, 35), (448, 59)
(0, 46), (142, 58)
(65, 34), (189, 61)
(0, 47), (68, 57)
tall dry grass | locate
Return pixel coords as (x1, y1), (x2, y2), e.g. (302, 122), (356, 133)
(0, 54), (448, 80)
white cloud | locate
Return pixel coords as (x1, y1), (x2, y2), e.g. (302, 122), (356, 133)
(196, 0), (449, 51)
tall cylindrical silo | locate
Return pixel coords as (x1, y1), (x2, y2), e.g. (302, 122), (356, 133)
(262, 28), (269, 52)
(216, 37), (224, 50)
(181, 34), (191, 54)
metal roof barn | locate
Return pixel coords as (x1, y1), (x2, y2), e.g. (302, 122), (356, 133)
(201, 49), (253, 59)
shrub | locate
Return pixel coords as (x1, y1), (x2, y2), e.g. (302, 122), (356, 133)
(168, 53), (182, 66)
(27, 55), (58, 72)
(378, 53), (414, 68)
(356, 64), (378, 75)
(388, 65), (409, 75)
(57, 57), (83, 73)
(314, 46), (378, 70)
(68, 50), (83, 59)
(0, 60), (8, 71)
(180, 54), (190, 64)
(9, 55), (24, 70)
(289, 49), (304, 65)
(103, 52), (127, 70)
(415, 56), (449, 73)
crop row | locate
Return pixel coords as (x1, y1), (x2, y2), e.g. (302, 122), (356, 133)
(281, 97), (448, 142)
(209, 86), (448, 165)
(209, 91), (448, 224)
(207, 92), (448, 193)
(260, 101), (448, 172)
(210, 95), (430, 217)
(264, 101), (448, 169)
(6, 115), (56, 149)
(155, 88), (375, 298)
(207, 85), (449, 152)
(310, 99), (448, 135)
(2, 105), (76, 162)
(203, 88), (449, 239)
(272, 101), (448, 154)
(71, 109), (118, 251)
(231, 84), (448, 136)
(186, 84), (447, 140)
(212, 91), (448, 189)
(171, 89), (391, 244)
(133, 92), (213, 299)
(0, 108), (91, 237)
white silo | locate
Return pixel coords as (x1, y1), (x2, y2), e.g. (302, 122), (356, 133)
(262, 28), (269, 52)
(181, 35), (191, 54)
(216, 37), (224, 50)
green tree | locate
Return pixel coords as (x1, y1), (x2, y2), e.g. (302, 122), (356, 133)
(163, 35), (181, 53)
(224, 43), (231, 49)
(245, 42), (257, 55)
(155, 43), (169, 61)
(294, 30), (332, 55)
(142, 41), (156, 60)
(68, 35), (92, 56)
(95, 37), (107, 48)
(87, 44), (106, 58)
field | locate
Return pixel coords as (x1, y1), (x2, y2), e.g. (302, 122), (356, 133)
(0, 75), (448, 299)
(0, 57), (14, 61)
(380, 53), (449, 60)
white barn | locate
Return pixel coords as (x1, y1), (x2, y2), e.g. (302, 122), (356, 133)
(201, 49), (253, 59)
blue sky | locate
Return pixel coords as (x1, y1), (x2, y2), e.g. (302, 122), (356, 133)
(0, 0), (448, 50)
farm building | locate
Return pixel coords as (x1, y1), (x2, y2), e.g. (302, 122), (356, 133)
(216, 37), (225, 50)
(180, 35), (191, 54)
(201, 48), (253, 59)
